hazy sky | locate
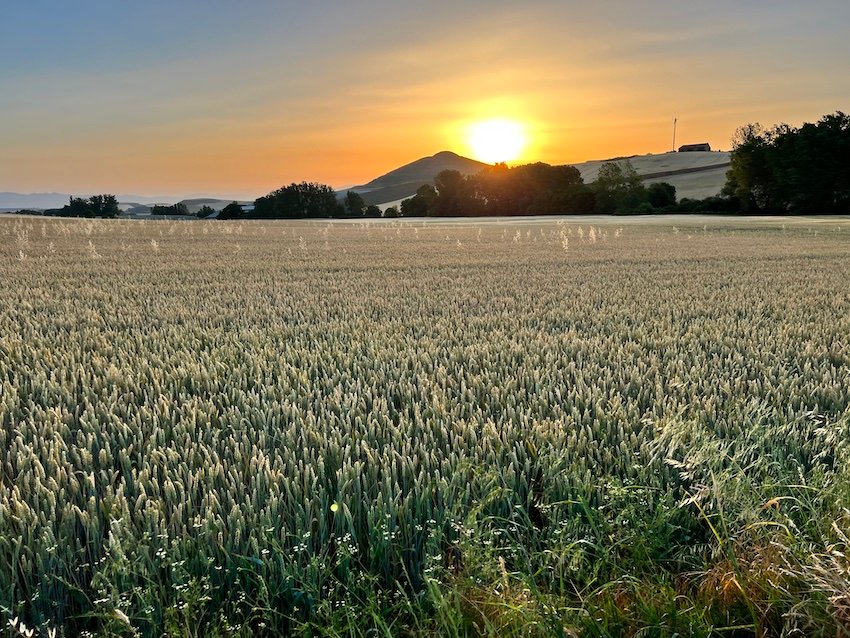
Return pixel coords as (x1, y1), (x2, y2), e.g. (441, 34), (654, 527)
(2, 1), (848, 199)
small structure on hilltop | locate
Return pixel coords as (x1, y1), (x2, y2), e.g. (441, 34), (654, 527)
(678, 143), (712, 152)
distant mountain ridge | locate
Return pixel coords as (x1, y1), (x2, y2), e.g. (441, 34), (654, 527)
(0, 192), (251, 215)
(0, 192), (185, 211)
(0, 192), (74, 211)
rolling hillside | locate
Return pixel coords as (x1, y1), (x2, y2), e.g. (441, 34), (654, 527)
(346, 150), (730, 207)
(575, 151), (730, 201)
(345, 151), (489, 205)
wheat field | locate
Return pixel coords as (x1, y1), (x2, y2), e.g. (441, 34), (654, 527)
(1, 216), (849, 637)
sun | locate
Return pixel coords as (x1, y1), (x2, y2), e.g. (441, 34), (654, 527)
(467, 118), (527, 164)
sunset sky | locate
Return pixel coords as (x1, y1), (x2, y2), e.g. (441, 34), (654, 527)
(2, 1), (848, 199)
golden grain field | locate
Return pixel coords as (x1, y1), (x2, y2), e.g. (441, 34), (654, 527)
(1, 216), (849, 636)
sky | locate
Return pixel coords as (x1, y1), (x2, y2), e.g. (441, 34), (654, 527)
(2, 0), (849, 199)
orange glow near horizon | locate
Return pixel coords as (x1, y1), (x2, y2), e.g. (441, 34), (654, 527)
(2, 4), (846, 199)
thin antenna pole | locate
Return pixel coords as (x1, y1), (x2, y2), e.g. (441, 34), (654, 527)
(672, 117), (678, 151)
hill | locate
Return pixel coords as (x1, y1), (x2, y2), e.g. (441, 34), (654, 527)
(345, 151), (489, 205)
(573, 151), (730, 201)
(343, 150), (730, 208)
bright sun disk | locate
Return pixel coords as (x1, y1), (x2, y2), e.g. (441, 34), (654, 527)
(467, 118), (527, 164)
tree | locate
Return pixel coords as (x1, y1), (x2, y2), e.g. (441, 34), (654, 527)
(471, 163), (514, 215)
(646, 182), (677, 209)
(89, 195), (104, 217)
(770, 113), (850, 213)
(150, 202), (189, 216)
(592, 160), (647, 214)
(432, 170), (480, 216)
(219, 201), (244, 220)
(102, 194), (120, 218)
(397, 162), (597, 218)
(87, 194), (120, 218)
(724, 112), (850, 214)
(60, 194), (120, 218)
(364, 204), (382, 218)
(383, 206), (400, 218)
(724, 123), (776, 211)
(196, 205), (216, 219)
(550, 186), (596, 214)
(513, 163), (588, 215)
(400, 184), (437, 217)
(674, 195), (740, 214)
(469, 162), (592, 215)
(343, 191), (366, 217)
(252, 182), (344, 219)
(67, 196), (92, 217)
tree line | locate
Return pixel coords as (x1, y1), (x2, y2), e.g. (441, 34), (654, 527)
(218, 159), (677, 220)
(209, 184), (385, 220)
(149, 203), (190, 216)
(723, 111), (850, 214)
(44, 195), (120, 218)
(30, 167), (679, 220)
(398, 161), (678, 217)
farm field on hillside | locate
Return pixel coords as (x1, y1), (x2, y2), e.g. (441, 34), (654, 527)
(1, 216), (849, 637)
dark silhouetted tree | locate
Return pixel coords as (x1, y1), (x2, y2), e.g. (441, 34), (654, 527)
(60, 195), (120, 218)
(646, 182), (677, 209)
(723, 113), (850, 213)
(343, 191), (366, 217)
(252, 182), (344, 219)
(472, 162), (592, 215)
(67, 196), (92, 217)
(724, 123), (776, 211)
(400, 184), (437, 217)
(725, 112), (850, 214)
(88, 194), (120, 218)
(432, 170), (480, 216)
(151, 202), (189, 216)
(101, 194), (120, 218)
(219, 201), (244, 220)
